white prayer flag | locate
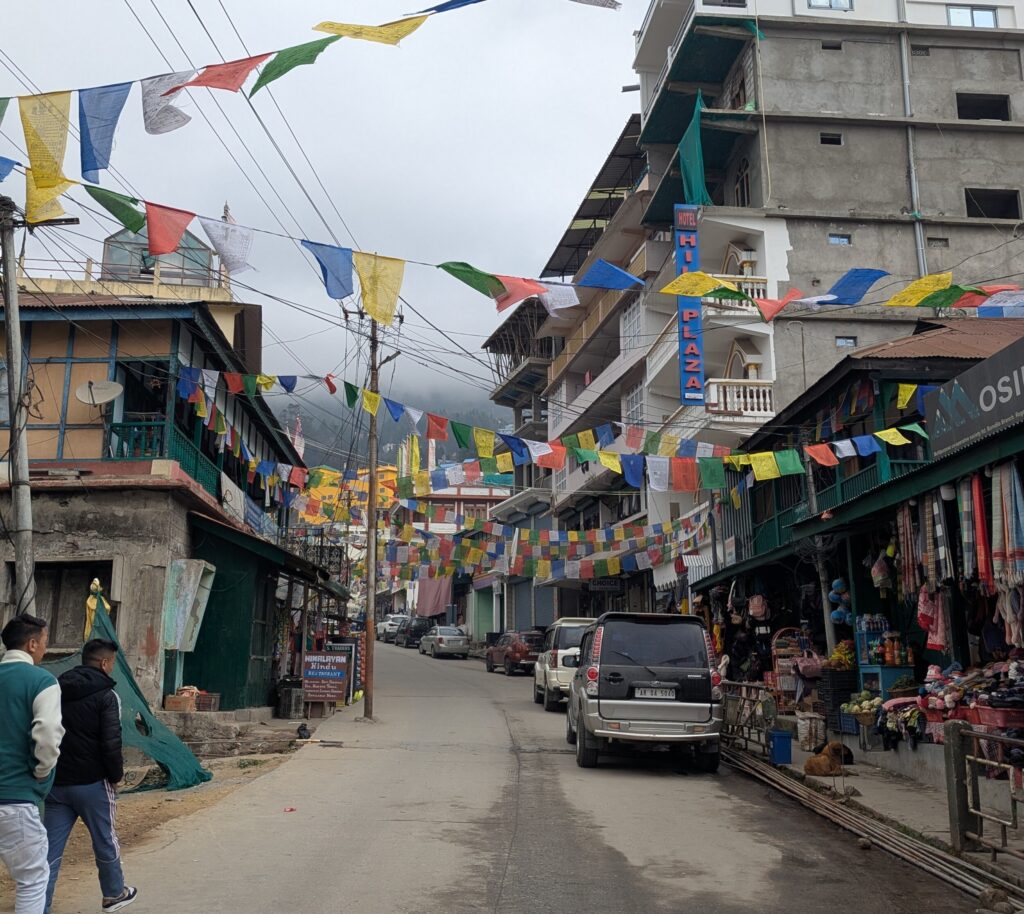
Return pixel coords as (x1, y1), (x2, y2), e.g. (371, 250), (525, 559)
(833, 439), (857, 458)
(141, 71), (196, 135)
(524, 439), (554, 462)
(696, 441), (714, 458)
(406, 406), (423, 427)
(539, 283), (580, 312)
(646, 456), (669, 492)
(199, 216), (255, 275)
(569, 0), (621, 8)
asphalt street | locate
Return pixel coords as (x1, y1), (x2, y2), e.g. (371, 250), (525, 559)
(48, 644), (963, 913)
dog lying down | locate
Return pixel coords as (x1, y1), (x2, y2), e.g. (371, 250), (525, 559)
(804, 741), (852, 777)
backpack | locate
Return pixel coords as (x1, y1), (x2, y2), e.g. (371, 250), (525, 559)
(748, 594), (769, 621)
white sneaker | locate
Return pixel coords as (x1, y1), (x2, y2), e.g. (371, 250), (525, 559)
(102, 887), (138, 912)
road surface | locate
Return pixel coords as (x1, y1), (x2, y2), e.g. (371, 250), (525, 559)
(49, 644), (963, 913)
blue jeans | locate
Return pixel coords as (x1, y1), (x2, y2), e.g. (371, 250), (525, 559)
(43, 781), (124, 913)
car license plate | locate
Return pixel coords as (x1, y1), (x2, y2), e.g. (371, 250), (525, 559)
(635, 687), (675, 700)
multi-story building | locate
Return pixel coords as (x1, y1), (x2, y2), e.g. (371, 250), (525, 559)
(0, 227), (337, 711)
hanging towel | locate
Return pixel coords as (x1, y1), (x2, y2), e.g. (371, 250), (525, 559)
(974, 473), (994, 595)
(932, 493), (954, 584)
(959, 477), (975, 582)
(922, 495), (937, 592)
(897, 503), (920, 598)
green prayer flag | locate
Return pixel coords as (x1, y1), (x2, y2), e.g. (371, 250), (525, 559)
(84, 185), (145, 234)
(523, 559), (537, 578)
(575, 448), (598, 464)
(343, 381), (359, 408)
(643, 432), (662, 455)
(479, 457), (498, 474)
(698, 457), (726, 490)
(915, 285), (985, 309)
(450, 421), (473, 449)
(0, 98), (10, 127)
(242, 375), (259, 398)
(775, 449), (804, 476)
(250, 36), (341, 97)
(438, 262), (507, 299)
(561, 433), (580, 450)
(899, 422), (929, 439)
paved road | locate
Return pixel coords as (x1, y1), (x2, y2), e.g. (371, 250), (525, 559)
(49, 644), (963, 913)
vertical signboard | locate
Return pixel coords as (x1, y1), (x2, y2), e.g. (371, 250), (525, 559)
(674, 204), (704, 404)
(302, 651), (348, 703)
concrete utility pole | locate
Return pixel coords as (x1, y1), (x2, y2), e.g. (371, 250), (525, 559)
(362, 317), (398, 721)
(0, 197), (36, 616)
(802, 432), (836, 654)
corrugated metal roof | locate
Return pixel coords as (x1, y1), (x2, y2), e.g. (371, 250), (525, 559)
(850, 318), (1024, 361)
(18, 291), (171, 308)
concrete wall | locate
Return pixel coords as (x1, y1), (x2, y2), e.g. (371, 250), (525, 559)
(915, 129), (1024, 217)
(0, 489), (189, 704)
(909, 42), (1024, 120)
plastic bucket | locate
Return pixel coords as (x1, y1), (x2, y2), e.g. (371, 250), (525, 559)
(768, 729), (793, 766)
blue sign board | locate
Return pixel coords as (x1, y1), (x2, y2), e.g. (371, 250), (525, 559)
(674, 204), (704, 404)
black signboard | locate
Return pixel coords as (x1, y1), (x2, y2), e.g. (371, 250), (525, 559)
(926, 335), (1024, 459)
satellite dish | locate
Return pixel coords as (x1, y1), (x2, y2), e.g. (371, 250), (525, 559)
(74, 380), (123, 407)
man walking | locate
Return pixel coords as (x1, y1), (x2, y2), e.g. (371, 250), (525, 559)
(0, 614), (64, 914)
(43, 639), (136, 913)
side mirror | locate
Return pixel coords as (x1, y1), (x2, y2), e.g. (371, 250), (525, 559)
(562, 654), (580, 669)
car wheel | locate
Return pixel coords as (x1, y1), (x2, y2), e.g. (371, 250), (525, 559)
(543, 687), (561, 712)
(533, 684), (543, 704)
(485, 656), (494, 673)
(504, 658), (514, 676)
(431, 646), (438, 659)
(565, 708), (577, 745)
(694, 748), (720, 774)
(418, 644), (425, 654)
(575, 712), (598, 768)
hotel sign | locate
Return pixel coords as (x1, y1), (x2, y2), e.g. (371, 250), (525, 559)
(674, 205), (704, 404)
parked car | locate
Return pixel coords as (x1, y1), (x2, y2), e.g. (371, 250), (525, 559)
(485, 630), (544, 675)
(395, 616), (433, 649)
(377, 614), (408, 643)
(565, 613), (723, 773)
(419, 626), (469, 659)
(533, 617), (591, 711)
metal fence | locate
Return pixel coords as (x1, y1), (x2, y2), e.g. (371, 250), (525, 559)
(721, 680), (774, 757)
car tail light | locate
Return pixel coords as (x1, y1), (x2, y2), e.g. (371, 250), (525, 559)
(585, 625), (604, 696)
(438, 637), (445, 645)
(704, 629), (723, 701)
(550, 648), (559, 668)
(711, 671), (722, 687)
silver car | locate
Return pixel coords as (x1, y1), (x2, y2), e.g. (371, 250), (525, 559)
(565, 612), (723, 772)
(419, 626), (470, 659)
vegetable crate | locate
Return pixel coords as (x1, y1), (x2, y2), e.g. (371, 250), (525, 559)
(839, 713), (859, 735)
(820, 669), (859, 733)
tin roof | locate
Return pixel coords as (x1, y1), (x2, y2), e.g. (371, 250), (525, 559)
(849, 318), (1024, 361)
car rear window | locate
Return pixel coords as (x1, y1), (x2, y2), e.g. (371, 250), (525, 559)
(520, 632), (544, 647)
(555, 626), (586, 650)
(438, 627), (461, 635)
(601, 621), (708, 668)
(412, 619), (433, 630)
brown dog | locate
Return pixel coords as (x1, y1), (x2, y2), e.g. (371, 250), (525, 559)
(804, 741), (846, 777)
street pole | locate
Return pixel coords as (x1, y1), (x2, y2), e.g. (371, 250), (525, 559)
(802, 432), (836, 654)
(0, 197), (36, 616)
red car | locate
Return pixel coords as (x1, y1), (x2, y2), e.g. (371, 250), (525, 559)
(486, 631), (544, 676)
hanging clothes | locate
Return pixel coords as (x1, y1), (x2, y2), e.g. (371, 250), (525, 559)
(991, 462), (1024, 646)
(974, 472), (995, 595)
(959, 477), (975, 582)
(922, 496), (937, 592)
(897, 502), (920, 598)
(932, 493), (955, 584)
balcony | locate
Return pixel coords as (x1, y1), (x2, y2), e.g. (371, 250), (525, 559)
(548, 287), (629, 387)
(108, 421), (220, 499)
(705, 379), (774, 423)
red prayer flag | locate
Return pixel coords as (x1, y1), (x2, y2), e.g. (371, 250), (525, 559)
(625, 425), (644, 451)
(804, 443), (839, 467)
(672, 457), (698, 492)
(163, 54), (272, 95)
(536, 442), (566, 470)
(580, 560), (595, 580)
(712, 445), (731, 457)
(223, 372), (244, 394)
(494, 275), (548, 312)
(289, 466), (307, 487)
(426, 413), (448, 441)
(753, 288), (803, 322)
(952, 283), (1019, 309)
(145, 203), (195, 255)
(464, 461), (482, 484)
(324, 374), (337, 394)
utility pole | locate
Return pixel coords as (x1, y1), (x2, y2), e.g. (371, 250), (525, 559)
(1, 197), (36, 616)
(802, 432), (836, 654)
(362, 317), (398, 721)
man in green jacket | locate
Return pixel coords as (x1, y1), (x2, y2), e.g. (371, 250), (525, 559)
(0, 614), (64, 914)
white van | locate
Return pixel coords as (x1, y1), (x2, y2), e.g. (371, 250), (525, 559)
(533, 617), (592, 711)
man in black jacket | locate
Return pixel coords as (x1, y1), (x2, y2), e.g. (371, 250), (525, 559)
(43, 639), (137, 913)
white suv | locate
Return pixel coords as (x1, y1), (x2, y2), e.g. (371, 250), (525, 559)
(533, 617), (591, 711)
(376, 614), (408, 642)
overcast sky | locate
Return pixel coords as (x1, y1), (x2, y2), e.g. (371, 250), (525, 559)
(4, 0), (648, 411)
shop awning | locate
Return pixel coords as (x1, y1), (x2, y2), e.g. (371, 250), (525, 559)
(190, 512), (326, 583)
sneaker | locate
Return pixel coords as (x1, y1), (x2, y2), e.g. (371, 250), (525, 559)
(102, 887), (138, 912)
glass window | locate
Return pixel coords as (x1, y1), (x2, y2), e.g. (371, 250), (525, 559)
(624, 384), (643, 425)
(620, 298), (642, 353)
(828, 233), (852, 245)
(948, 5), (996, 25)
(809, 0), (852, 9)
(835, 336), (858, 348)
(556, 626), (587, 649)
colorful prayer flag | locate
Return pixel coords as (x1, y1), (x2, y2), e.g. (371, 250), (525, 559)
(897, 383), (917, 410)
(343, 382), (359, 407)
(145, 203), (195, 255)
(774, 449), (804, 476)
(598, 451), (622, 474)
(251, 37), (341, 96)
(83, 185), (145, 234)
(437, 261), (506, 298)
(165, 55), (272, 95)
(19, 92), (71, 188)
(750, 452), (781, 481)
(659, 271), (738, 297)
(874, 428), (911, 446)
(426, 413), (448, 440)
(885, 272), (952, 307)
(495, 275), (548, 312)
(25, 169), (75, 224)
(354, 252), (404, 325)
(577, 259), (642, 290)
(313, 16), (430, 45)
(141, 71), (196, 135)
(698, 457), (726, 490)
(302, 240), (354, 299)
(199, 216), (254, 275)
(473, 427), (495, 458)
(78, 82), (132, 184)
(450, 421), (472, 449)
(803, 444), (838, 467)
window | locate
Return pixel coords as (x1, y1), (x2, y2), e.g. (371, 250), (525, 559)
(911, 45), (931, 56)
(820, 132), (844, 146)
(828, 233), (852, 245)
(624, 384), (643, 425)
(947, 5), (996, 26)
(620, 297), (642, 352)
(835, 336), (858, 348)
(463, 503), (489, 520)
(956, 93), (1010, 120)
(809, 0), (853, 9)
(965, 188), (1021, 220)
(821, 39), (843, 50)
(927, 236), (950, 248)
(734, 157), (751, 208)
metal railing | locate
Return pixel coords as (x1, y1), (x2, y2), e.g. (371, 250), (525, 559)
(721, 679), (772, 756)
(705, 379), (775, 419)
(168, 425), (220, 498)
(109, 421), (164, 460)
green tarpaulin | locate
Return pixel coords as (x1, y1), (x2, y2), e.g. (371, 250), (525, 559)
(678, 89), (714, 206)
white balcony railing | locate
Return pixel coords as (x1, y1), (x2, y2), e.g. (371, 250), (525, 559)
(702, 277), (767, 317)
(705, 379), (774, 421)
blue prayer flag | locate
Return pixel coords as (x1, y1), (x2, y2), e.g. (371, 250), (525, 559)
(175, 366), (200, 400)
(301, 240), (354, 299)
(596, 423), (615, 447)
(277, 375), (297, 392)
(852, 434), (882, 457)
(622, 454), (645, 488)
(431, 469), (448, 491)
(343, 469), (359, 481)
(577, 259), (644, 291)
(621, 554), (639, 573)
(980, 304), (1024, 318)
(383, 398), (405, 421)
(498, 434), (530, 466)
(79, 82), (132, 184)
(676, 438), (698, 458)
(0, 157), (20, 182)
(826, 268), (889, 306)
(417, 0), (487, 10)
(256, 460), (275, 477)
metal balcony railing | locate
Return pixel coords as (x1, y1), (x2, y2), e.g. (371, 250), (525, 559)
(705, 379), (775, 420)
(107, 420), (219, 499)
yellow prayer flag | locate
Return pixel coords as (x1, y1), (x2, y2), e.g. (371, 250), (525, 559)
(25, 169), (75, 224)
(414, 469), (430, 495)
(731, 486), (742, 510)
(354, 251), (405, 325)
(874, 428), (912, 446)
(578, 429), (597, 451)
(194, 389), (208, 419)
(410, 435), (421, 473)
(361, 389), (381, 416)
(473, 427), (495, 458)
(467, 548), (484, 568)
(658, 434), (679, 457)
(597, 450), (622, 474)
(400, 523), (415, 543)
(256, 374), (276, 391)
(613, 527), (625, 542)
(885, 272), (952, 307)
(20, 92), (71, 188)
(536, 559), (552, 580)
(897, 383), (917, 410)
(568, 531), (580, 543)
(496, 452), (514, 473)
(750, 452), (781, 481)
(659, 271), (738, 297)
(313, 15), (429, 45)
(608, 556), (621, 576)
(724, 455), (745, 470)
